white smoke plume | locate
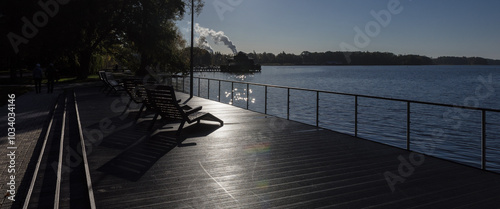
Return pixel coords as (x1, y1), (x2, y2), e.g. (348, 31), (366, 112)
(195, 23), (238, 55)
(196, 36), (214, 53)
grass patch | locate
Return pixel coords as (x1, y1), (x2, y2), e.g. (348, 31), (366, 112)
(56, 74), (100, 84)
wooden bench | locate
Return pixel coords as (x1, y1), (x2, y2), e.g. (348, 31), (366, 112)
(127, 82), (188, 120)
(100, 71), (125, 95)
(146, 85), (223, 138)
(98, 71), (109, 92)
(121, 78), (145, 115)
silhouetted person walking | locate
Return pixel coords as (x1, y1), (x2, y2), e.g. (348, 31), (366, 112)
(46, 63), (56, 93)
(33, 64), (43, 94)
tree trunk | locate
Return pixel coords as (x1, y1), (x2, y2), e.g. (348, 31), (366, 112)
(10, 68), (17, 81)
(78, 49), (92, 79)
(136, 55), (150, 76)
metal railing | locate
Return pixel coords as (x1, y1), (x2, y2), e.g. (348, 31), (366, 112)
(171, 75), (500, 171)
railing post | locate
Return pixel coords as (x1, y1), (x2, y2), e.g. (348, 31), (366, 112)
(175, 76), (178, 89)
(198, 77), (201, 97)
(231, 82), (234, 105)
(265, 86), (268, 114)
(355, 96), (358, 137)
(407, 102), (411, 151)
(218, 80), (221, 102)
(246, 83), (249, 109)
(287, 88), (290, 120)
(481, 110), (486, 170)
(316, 91), (319, 127)
(182, 76), (185, 93)
(208, 79), (210, 100)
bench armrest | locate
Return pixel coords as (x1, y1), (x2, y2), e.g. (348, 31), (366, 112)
(185, 106), (202, 115)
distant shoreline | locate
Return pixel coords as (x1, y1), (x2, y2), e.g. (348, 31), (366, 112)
(237, 51), (500, 66)
(259, 63), (500, 67)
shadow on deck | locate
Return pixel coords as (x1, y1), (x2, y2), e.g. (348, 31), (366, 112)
(97, 121), (221, 181)
(74, 85), (500, 208)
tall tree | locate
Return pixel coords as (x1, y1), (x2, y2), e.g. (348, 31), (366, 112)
(1, 0), (203, 79)
(118, 0), (204, 75)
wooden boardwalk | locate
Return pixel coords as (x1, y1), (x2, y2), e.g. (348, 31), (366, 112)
(74, 85), (500, 208)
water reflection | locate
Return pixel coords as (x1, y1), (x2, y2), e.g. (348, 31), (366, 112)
(225, 87), (257, 105)
(234, 74), (248, 81)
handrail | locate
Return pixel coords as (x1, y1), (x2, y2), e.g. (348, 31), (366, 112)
(171, 75), (500, 171)
(180, 76), (500, 113)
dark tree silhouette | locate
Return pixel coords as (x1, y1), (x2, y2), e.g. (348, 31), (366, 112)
(1, 0), (202, 79)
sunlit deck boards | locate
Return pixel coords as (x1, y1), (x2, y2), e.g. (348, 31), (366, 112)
(75, 86), (500, 208)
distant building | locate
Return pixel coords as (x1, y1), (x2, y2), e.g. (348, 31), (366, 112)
(221, 52), (261, 72)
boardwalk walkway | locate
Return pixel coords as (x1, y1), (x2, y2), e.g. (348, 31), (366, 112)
(3, 83), (500, 208)
(77, 85), (500, 208)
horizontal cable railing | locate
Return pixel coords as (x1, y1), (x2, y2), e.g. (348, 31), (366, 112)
(171, 75), (500, 172)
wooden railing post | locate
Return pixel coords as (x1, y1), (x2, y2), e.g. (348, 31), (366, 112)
(265, 86), (268, 114)
(355, 96), (358, 137)
(218, 80), (221, 102)
(246, 83), (249, 109)
(481, 110), (486, 170)
(407, 102), (411, 151)
(198, 77), (201, 97)
(316, 91), (319, 127)
(287, 88), (290, 120)
(231, 82), (234, 105)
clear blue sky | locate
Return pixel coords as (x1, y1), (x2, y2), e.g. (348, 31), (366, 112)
(177, 0), (500, 59)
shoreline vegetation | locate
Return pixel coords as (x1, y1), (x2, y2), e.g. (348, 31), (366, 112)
(195, 50), (500, 67)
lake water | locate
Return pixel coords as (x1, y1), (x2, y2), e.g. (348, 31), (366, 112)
(182, 65), (500, 172)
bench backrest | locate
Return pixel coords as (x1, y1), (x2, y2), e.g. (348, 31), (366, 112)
(98, 71), (106, 81)
(104, 72), (121, 87)
(146, 86), (184, 121)
(122, 78), (143, 103)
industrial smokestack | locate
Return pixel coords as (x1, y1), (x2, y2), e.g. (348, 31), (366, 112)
(196, 36), (214, 53)
(195, 23), (237, 55)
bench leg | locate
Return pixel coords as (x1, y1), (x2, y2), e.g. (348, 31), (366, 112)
(100, 84), (107, 92)
(106, 87), (113, 96)
(176, 120), (186, 145)
(135, 104), (146, 120)
(176, 121), (186, 136)
(100, 82), (109, 92)
(121, 99), (132, 115)
(148, 113), (159, 131)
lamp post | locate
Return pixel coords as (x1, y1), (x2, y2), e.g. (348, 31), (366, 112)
(189, 0), (194, 97)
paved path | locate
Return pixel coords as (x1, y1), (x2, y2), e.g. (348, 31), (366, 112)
(0, 82), (100, 208)
(0, 85), (62, 208)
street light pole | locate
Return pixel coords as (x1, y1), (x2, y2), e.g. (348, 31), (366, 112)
(189, 0), (194, 97)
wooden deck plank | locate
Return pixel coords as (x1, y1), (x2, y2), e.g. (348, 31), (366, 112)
(74, 86), (500, 208)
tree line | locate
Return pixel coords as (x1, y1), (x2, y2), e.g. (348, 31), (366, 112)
(191, 49), (500, 66)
